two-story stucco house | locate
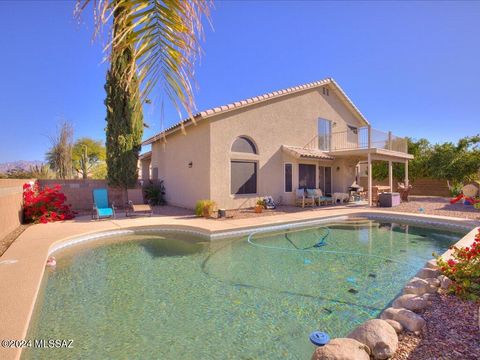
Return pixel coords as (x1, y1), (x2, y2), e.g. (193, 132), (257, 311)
(140, 78), (413, 210)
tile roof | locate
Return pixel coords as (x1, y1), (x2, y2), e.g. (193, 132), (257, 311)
(138, 151), (152, 160)
(143, 77), (369, 145)
(282, 145), (335, 160)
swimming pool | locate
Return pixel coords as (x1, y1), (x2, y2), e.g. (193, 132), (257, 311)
(23, 219), (465, 359)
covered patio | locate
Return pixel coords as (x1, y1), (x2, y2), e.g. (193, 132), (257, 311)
(282, 143), (413, 207)
(332, 147), (414, 206)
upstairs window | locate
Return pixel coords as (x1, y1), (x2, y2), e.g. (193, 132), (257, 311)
(231, 136), (257, 154)
(318, 118), (332, 151)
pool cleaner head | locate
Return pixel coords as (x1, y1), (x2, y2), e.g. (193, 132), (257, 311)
(309, 331), (330, 346)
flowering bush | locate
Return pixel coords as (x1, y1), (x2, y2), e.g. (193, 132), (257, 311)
(437, 228), (480, 300)
(23, 182), (74, 224)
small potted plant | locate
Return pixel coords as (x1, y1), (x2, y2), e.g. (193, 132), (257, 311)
(255, 199), (265, 213)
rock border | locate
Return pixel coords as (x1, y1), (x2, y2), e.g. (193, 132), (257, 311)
(311, 258), (452, 360)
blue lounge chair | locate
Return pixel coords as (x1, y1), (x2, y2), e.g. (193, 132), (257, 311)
(315, 189), (334, 205)
(92, 188), (115, 220)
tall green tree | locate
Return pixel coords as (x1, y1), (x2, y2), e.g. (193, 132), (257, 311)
(372, 138), (431, 181)
(372, 136), (480, 185)
(428, 136), (480, 184)
(104, 4), (144, 188)
(72, 137), (106, 179)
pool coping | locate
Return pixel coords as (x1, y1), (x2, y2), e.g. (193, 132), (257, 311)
(0, 208), (478, 360)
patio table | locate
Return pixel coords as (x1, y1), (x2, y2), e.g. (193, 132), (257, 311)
(333, 192), (350, 204)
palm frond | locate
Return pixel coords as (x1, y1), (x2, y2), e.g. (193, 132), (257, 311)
(75, 0), (211, 121)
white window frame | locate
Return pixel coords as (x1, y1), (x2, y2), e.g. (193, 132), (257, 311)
(318, 118), (332, 151)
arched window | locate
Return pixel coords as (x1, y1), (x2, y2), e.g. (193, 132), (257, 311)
(230, 136), (258, 195)
(231, 136), (257, 154)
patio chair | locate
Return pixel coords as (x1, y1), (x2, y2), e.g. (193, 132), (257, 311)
(295, 188), (315, 208)
(126, 188), (153, 217)
(306, 189), (317, 206)
(315, 189), (334, 206)
(397, 182), (412, 202)
(92, 188), (115, 220)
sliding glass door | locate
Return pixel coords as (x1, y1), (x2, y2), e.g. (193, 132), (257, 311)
(298, 164), (316, 189)
(318, 166), (332, 196)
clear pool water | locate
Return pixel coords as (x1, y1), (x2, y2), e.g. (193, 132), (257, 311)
(23, 219), (465, 359)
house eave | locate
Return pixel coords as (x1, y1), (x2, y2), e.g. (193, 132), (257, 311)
(142, 77), (370, 146)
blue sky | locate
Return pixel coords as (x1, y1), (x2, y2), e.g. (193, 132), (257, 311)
(0, 1), (478, 163)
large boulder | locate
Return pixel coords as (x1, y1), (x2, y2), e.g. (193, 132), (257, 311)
(415, 267), (440, 279)
(385, 319), (403, 334)
(438, 275), (453, 289)
(403, 277), (437, 295)
(380, 307), (426, 332)
(347, 319), (398, 359)
(421, 293), (436, 303)
(311, 338), (370, 360)
(425, 277), (440, 287)
(392, 294), (428, 312)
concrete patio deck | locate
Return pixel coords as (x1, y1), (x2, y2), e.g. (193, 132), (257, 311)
(0, 205), (478, 360)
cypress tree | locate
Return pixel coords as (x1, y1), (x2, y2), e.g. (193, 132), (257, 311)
(104, 5), (143, 189)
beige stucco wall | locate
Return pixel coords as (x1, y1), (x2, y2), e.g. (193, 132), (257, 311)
(209, 87), (362, 209)
(0, 179), (34, 240)
(331, 157), (359, 194)
(140, 158), (151, 180)
(149, 86), (363, 210)
(150, 121), (211, 208)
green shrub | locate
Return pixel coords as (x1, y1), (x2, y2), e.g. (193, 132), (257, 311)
(449, 182), (464, 197)
(143, 181), (166, 206)
(436, 228), (480, 300)
(195, 199), (216, 217)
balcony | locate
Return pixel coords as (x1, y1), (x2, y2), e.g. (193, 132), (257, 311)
(304, 127), (408, 154)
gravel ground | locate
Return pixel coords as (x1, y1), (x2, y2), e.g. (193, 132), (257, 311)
(392, 292), (480, 360)
(389, 196), (480, 221)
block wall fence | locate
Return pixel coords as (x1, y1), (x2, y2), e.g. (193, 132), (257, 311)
(358, 177), (451, 197)
(37, 179), (128, 212)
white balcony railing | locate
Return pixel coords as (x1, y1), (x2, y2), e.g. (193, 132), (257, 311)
(304, 127), (408, 154)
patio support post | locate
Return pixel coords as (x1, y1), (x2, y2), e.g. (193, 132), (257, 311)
(388, 160), (393, 192)
(405, 160), (409, 187)
(367, 153), (372, 207)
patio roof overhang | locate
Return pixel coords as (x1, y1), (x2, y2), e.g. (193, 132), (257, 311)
(282, 145), (335, 161)
(328, 148), (414, 163)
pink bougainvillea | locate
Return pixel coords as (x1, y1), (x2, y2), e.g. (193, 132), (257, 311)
(437, 228), (480, 300)
(23, 182), (74, 224)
